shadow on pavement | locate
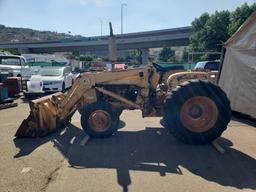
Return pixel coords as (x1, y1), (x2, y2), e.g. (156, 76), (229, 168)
(20, 97), (30, 104)
(13, 123), (84, 158)
(14, 123), (256, 191)
(231, 117), (256, 128)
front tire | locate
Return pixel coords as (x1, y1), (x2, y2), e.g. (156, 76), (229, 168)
(81, 102), (119, 138)
(163, 80), (231, 145)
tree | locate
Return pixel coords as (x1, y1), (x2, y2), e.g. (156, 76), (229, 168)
(0, 48), (20, 55)
(191, 11), (230, 53)
(228, 3), (256, 35)
(181, 48), (189, 63)
(79, 55), (93, 62)
(158, 48), (175, 62)
(190, 3), (256, 62)
(190, 10), (231, 61)
(66, 54), (75, 60)
(190, 13), (210, 52)
(128, 49), (142, 65)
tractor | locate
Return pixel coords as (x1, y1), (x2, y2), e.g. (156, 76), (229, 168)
(15, 23), (231, 145)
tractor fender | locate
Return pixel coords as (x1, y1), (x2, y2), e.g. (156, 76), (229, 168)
(166, 71), (213, 90)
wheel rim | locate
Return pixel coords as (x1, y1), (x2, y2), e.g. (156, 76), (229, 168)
(88, 110), (112, 132)
(180, 96), (218, 133)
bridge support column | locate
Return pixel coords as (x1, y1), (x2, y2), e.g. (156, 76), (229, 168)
(141, 48), (149, 65)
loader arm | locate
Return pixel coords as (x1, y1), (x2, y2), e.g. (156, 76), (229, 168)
(15, 66), (155, 137)
(15, 74), (94, 137)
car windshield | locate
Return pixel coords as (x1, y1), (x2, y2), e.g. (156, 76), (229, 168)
(0, 57), (21, 66)
(205, 61), (219, 70)
(38, 68), (63, 76)
(194, 62), (206, 69)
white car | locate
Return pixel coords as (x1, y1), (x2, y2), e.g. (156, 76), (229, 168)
(26, 66), (73, 96)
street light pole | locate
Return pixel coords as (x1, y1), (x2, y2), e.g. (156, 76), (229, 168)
(99, 18), (103, 37)
(121, 3), (127, 35)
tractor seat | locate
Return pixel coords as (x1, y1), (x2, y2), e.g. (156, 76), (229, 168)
(152, 63), (185, 73)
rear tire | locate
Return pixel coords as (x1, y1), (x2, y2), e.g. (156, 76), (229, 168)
(163, 80), (231, 145)
(81, 102), (119, 138)
(62, 82), (65, 92)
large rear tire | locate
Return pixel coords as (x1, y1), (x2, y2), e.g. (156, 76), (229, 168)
(81, 102), (119, 138)
(163, 80), (231, 145)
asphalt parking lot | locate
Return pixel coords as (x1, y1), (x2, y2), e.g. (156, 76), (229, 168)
(0, 99), (256, 192)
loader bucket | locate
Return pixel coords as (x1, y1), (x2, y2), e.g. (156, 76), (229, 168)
(15, 92), (66, 138)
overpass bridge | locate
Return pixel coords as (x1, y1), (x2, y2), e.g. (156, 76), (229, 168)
(0, 26), (192, 64)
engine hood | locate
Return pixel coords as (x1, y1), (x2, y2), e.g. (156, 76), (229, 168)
(0, 65), (22, 70)
(30, 75), (63, 82)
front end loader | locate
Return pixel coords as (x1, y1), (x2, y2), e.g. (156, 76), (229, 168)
(15, 23), (231, 145)
(16, 64), (231, 144)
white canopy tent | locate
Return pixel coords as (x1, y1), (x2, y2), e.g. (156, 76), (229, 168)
(219, 12), (256, 118)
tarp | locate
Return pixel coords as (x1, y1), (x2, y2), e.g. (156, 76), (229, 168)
(219, 12), (256, 118)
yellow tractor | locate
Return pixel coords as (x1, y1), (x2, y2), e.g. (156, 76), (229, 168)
(16, 24), (231, 145)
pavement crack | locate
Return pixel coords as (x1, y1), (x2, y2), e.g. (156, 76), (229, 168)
(40, 159), (64, 192)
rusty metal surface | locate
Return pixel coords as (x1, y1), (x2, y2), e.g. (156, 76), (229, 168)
(15, 67), (151, 137)
(167, 71), (218, 90)
(88, 110), (112, 132)
(180, 96), (218, 133)
(15, 93), (64, 137)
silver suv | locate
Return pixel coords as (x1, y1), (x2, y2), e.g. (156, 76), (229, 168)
(194, 60), (220, 71)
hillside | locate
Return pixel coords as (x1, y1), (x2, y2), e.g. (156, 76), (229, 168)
(0, 24), (83, 43)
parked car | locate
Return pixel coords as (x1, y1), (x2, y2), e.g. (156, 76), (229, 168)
(25, 66), (73, 97)
(194, 60), (220, 71)
(0, 55), (37, 78)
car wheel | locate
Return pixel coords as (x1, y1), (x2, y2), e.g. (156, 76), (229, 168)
(62, 82), (65, 92)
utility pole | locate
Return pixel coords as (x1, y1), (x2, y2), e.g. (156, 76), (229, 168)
(99, 18), (103, 37)
(121, 3), (127, 35)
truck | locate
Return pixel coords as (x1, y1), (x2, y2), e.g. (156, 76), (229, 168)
(0, 55), (35, 78)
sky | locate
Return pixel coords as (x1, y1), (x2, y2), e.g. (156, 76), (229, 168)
(0, 0), (255, 37)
